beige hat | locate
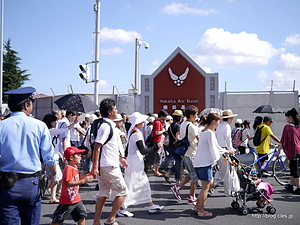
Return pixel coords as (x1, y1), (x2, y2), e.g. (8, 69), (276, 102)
(222, 109), (238, 118)
(113, 114), (123, 121)
(147, 116), (155, 123)
(152, 113), (158, 118)
(173, 110), (184, 117)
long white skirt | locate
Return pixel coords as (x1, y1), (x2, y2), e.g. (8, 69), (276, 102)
(123, 154), (152, 209)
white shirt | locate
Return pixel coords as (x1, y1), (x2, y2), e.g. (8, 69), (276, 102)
(180, 121), (199, 158)
(194, 129), (226, 167)
(95, 118), (124, 167)
(240, 128), (251, 147)
(57, 117), (70, 155)
(69, 122), (80, 141)
(215, 121), (234, 150)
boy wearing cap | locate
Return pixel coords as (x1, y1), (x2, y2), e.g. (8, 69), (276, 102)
(256, 116), (280, 166)
(51, 146), (93, 225)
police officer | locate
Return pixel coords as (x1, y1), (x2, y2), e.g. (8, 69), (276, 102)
(0, 87), (56, 225)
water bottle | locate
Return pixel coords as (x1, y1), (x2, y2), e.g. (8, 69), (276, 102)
(261, 161), (268, 170)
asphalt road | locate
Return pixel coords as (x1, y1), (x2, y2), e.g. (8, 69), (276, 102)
(40, 171), (300, 225)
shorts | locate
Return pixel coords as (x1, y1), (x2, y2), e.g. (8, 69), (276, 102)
(98, 166), (127, 198)
(182, 156), (198, 183)
(290, 159), (300, 178)
(195, 165), (213, 181)
(52, 201), (87, 223)
(46, 154), (62, 182)
(257, 153), (268, 164)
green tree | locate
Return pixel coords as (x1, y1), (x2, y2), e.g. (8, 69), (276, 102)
(3, 38), (30, 102)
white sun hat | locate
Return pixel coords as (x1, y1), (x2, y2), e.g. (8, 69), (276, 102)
(128, 112), (149, 134)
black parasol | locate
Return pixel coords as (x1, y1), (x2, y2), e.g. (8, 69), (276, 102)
(54, 94), (98, 113)
(252, 104), (285, 114)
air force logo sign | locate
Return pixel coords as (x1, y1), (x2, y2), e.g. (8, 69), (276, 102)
(168, 67), (189, 86)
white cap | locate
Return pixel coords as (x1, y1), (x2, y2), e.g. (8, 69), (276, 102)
(85, 113), (90, 118)
(113, 114), (123, 121)
(236, 118), (243, 124)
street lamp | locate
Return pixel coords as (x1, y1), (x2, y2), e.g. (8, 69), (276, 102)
(134, 38), (149, 94)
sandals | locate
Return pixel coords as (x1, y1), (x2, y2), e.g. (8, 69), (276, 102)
(163, 175), (171, 184)
(49, 199), (59, 204)
(197, 211), (213, 217)
(104, 220), (118, 225)
(154, 173), (164, 177)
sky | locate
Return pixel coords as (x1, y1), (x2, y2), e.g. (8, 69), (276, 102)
(3, 0), (300, 97)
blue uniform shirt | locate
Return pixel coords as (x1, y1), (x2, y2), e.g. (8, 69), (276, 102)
(0, 111), (55, 174)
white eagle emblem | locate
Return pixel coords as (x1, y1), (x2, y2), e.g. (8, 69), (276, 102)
(168, 67), (189, 86)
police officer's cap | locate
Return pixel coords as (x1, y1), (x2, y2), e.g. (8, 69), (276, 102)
(4, 87), (36, 101)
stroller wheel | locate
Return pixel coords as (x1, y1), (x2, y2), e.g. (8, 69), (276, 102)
(240, 207), (248, 215)
(256, 200), (265, 208)
(231, 201), (239, 210)
(266, 206), (276, 214)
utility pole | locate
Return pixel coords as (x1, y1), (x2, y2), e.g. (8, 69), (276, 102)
(94, 0), (100, 105)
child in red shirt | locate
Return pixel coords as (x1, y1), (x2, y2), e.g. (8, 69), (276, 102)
(51, 147), (93, 225)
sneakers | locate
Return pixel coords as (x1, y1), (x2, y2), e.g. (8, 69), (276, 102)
(171, 185), (182, 201)
(187, 195), (197, 205)
(292, 188), (300, 195)
(208, 188), (214, 197)
(117, 210), (134, 217)
(284, 184), (294, 192)
(148, 204), (164, 214)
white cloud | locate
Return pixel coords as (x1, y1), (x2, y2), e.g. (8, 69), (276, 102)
(100, 27), (142, 43)
(194, 28), (283, 67)
(146, 23), (155, 30)
(163, 3), (216, 16)
(282, 34), (300, 46)
(98, 80), (110, 88)
(152, 59), (159, 66)
(277, 53), (300, 71)
(100, 47), (123, 56)
(258, 53), (300, 90)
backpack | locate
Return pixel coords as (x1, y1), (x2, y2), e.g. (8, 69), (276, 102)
(145, 133), (153, 147)
(174, 123), (190, 156)
(232, 128), (243, 148)
(253, 125), (267, 146)
(90, 118), (113, 150)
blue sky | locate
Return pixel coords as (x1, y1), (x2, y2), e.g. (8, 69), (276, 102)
(3, 0), (300, 96)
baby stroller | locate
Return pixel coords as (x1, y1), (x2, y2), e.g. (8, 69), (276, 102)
(229, 152), (276, 215)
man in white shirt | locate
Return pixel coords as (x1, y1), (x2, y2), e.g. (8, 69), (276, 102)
(215, 109), (237, 196)
(91, 99), (128, 225)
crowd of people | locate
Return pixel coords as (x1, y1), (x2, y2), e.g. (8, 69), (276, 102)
(0, 86), (300, 225)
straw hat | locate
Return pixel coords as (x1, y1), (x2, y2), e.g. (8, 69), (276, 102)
(222, 109), (238, 118)
(129, 112), (149, 133)
(173, 110), (184, 117)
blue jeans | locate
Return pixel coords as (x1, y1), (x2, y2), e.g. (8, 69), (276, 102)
(168, 146), (182, 181)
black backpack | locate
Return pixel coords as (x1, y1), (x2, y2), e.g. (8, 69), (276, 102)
(253, 125), (267, 146)
(90, 118), (114, 151)
(91, 118), (113, 141)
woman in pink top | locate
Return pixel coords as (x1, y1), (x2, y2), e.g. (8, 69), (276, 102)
(276, 108), (300, 195)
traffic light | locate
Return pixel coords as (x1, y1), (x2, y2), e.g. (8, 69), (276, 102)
(79, 64), (90, 82)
